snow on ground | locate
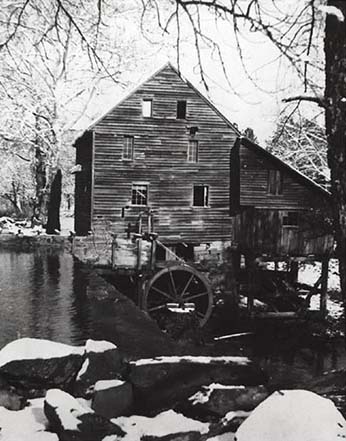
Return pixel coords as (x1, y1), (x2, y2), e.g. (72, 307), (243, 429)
(112, 409), (209, 441)
(236, 390), (346, 441)
(130, 355), (251, 366)
(0, 398), (58, 441)
(94, 379), (125, 392)
(0, 338), (84, 367)
(189, 384), (246, 405)
(45, 389), (92, 431)
(299, 259), (340, 290)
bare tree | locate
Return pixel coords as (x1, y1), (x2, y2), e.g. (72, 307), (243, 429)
(267, 114), (329, 186)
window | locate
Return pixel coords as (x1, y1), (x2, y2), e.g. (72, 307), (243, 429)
(177, 100), (187, 119)
(268, 169), (283, 195)
(193, 185), (209, 207)
(187, 140), (198, 162)
(142, 99), (152, 117)
(131, 184), (148, 206)
(283, 212), (299, 226)
(123, 136), (134, 160)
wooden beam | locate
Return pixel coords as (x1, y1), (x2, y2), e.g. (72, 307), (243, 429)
(320, 257), (329, 317)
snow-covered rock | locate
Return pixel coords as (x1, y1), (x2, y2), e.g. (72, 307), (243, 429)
(44, 389), (124, 441)
(0, 397), (58, 440)
(112, 409), (209, 441)
(74, 339), (124, 398)
(188, 384), (268, 415)
(0, 338), (84, 394)
(129, 356), (266, 415)
(92, 379), (133, 419)
(235, 389), (346, 441)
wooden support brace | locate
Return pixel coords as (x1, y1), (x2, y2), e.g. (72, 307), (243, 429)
(320, 257), (329, 317)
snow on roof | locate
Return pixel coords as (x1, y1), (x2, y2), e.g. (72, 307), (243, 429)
(0, 338), (84, 368)
(85, 339), (117, 353)
(112, 409), (209, 440)
(45, 389), (92, 431)
(94, 379), (125, 392)
(236, 389), (346, 441)
(130, 355), (251, 367)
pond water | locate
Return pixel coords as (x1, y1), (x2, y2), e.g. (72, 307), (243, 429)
(0, 248), (345, 414)
(0, 248), (93, 347)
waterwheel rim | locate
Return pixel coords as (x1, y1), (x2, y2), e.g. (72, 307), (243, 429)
(142, 264), (213, 328)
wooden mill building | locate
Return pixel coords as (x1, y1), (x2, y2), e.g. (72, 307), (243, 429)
(74, 63), (239, 258)
(73, 63), (333, 315)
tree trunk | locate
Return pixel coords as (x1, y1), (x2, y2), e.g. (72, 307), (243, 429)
(46, 169), (62, 234)
(325, 1), (346, 338)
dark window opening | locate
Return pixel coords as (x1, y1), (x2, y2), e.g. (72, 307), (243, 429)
(142, 99), (152, 117)
(187, 140), (198, 162)
(283, 212), (299, 226)
(268, 169), (283, 195)
(123, 136), (134, 160)
(193, 185), (209, 207)
(189, 126), (199, 136)
(177, 100), (187, 119)
(131, 184), (148, 206)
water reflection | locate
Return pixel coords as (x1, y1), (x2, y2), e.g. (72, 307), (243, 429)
(0, 249), (93, 348)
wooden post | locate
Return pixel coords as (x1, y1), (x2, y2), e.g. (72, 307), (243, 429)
(224, 247), (240, 319)
(289, 260), (299, 284)
(320, 257), (329, 317)
(245, 252), (256, 314)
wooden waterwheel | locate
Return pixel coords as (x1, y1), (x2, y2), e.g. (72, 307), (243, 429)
(142, 264), (213, 329)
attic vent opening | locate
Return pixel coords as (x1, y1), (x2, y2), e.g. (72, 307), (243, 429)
(177, 100), (187, 119)
(142, 99), (152, 117)
(189, 126), (199, 136)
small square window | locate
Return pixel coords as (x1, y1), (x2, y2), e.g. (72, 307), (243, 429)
(283, 212), (299, 226)
(187, 140), (198, 162)
(268, 169), (283, 195)
(142, 99), (152, 117)
(177, 100), (187, 119)
(193, 185), (209, 207)
(131, 184), (148, 206)
(123, 136), (134, 160)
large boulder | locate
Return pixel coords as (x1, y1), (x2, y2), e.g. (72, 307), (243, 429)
(44, 389), (125, 441)
(188, 384), (269, 416)
(112, 409), (209, 440)
(129, 355), (267, 414)
(92, 379), (133, 418)
(235, 389), (346, 441)
(0, 338), (84, 395)
(74, 339), (124, 397)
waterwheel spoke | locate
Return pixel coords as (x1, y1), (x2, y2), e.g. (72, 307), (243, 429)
(151, 285), (176, 301)
(196, 311), (205, 320)
(180, 274), (194, 298)
(169, 270), (177, 297)
(148, 304), (167, 312)
(184, 291), (208, 302)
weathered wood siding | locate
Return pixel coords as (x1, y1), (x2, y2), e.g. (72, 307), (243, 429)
(91, 65), (237, 243)
(74, 131), (93, 235)
(233, 208), (334, 257)
(238, 142), (328, 210)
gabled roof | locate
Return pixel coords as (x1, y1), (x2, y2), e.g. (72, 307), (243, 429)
(238, 136), (331, 199)
(85, 62), (241, 135)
